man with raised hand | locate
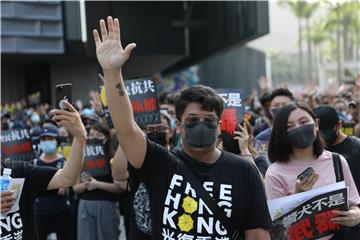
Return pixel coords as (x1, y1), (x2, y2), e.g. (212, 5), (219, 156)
(94, 16), (271, 240)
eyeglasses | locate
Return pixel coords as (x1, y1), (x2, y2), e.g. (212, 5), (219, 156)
(183, 116), (219, 129)
(145, 125), (169, 133)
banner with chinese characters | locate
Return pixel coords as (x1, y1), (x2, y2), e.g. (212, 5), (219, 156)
(82, 143), (111, 177)
(99, 79), (160, 129)
(270, 187), (348, 240)
(1, 129), (36, 161)
(216, 89), (245, 135)
(125, 79), (161, 128)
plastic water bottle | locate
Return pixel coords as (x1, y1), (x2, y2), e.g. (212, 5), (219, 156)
(0, 168), (12, 192)
(0, 168), (12, 218)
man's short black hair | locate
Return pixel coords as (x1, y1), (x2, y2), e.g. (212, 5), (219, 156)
(268, 102), (324, 163)
(159, 92), (175, 105)
(175, 85), (224, 121)
(269, 88), (294, 103)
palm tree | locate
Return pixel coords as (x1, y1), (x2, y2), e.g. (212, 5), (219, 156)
(308, 19), (328, 83)
(281, 0), (308, 82)
(340, 1), (360, 61)
(302, 2), (319, 81)
(318, 1), (341, 84)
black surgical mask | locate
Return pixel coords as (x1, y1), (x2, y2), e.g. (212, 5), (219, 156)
(322, 128), (338, 146)
(271, 108), (281, 119)
(183, 122), (218, 149)
(147, 131), (167, 146)
(287, 124), (316, 149)
(87, 138), (105, 145)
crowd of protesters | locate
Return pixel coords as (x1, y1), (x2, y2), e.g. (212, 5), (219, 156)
(1, 16), (360, 240)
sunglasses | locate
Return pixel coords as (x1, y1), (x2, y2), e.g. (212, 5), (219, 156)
(183, 116), (219, 129)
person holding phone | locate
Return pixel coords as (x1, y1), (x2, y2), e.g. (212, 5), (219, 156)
(221, 121), (268, 177)
(0, 101), (86, 240)
(265, 102), (360, 239)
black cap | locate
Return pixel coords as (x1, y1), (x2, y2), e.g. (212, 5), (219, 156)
(313, 105), (339, 138)
(40, 125), (59, 138)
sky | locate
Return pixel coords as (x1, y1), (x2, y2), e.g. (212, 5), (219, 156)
(247, 1), (328, 55)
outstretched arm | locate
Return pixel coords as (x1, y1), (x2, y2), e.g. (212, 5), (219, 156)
(48, 101), (87, 190)
(93, 16), (146, 169)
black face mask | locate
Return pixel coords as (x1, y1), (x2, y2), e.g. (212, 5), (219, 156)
(87, 138), (105, 145)
(287, 124), (316, 149)
(147, 131), (167, 146)
(221, 132), (240, 154)
(271, 108), (281, 119)
(322, 128), (338, 146)
(183, 122), (218, 149)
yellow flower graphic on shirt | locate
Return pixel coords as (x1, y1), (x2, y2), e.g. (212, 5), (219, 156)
(182, 196), (198, 214)
(178, 214), (194, 232)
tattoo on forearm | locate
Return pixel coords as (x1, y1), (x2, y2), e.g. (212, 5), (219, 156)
(115, 83), (125, 96)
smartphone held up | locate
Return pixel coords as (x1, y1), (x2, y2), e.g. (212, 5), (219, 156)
(55, 83), (72, 111)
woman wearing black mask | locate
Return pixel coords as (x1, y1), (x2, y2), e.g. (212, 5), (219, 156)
(73, 123), (123, 240)
(265, 102), (360, 239)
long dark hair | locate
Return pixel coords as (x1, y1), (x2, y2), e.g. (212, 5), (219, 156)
(268, 102), (324, 163)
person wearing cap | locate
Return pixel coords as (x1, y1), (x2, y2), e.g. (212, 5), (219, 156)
(0, 101), (86, 240)
(314, 105), (360, 193)
(33, 125), (74, 240)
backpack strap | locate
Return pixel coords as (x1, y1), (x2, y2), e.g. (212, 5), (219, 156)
(332, 153), (344, 182)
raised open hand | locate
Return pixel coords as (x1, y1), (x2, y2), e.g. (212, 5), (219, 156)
(93, 16), (136, 71)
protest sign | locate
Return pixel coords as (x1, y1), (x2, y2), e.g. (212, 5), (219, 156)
(268, 181), (346, 221)
(268, 182), (348, 240)
(125, 79), (160, 128)
(100, 79), (160, 129)
(1, 129), (36, 161)
(82, 143), (111, 177)
(217, 89), (245, 134)
(274, 188), (348, 240)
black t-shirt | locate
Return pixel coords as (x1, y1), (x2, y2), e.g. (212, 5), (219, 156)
(137, 139), (272, 239)
(128, 164), (152, 240)
(0, 161), (57, 240)
(328, 136), (360, 193)
(33, 158), (69, 216)
(78, 156), (117, 201)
